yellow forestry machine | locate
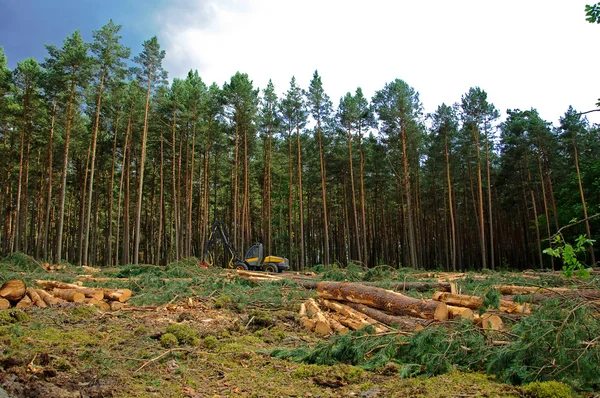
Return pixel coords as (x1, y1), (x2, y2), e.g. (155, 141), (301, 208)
(199, 221), (289, 273)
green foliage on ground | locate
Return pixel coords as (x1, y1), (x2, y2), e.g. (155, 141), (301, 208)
(164, 323), (199, 346)
(273, 297), (600, 391)
(522, 381), (573, 398)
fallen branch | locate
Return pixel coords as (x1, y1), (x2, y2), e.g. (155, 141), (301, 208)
(134, 348), (192, 373)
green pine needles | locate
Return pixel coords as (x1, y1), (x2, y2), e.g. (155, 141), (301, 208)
(274, 298), (600, 391)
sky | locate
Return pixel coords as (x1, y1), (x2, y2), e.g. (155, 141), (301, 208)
(1, 0), (599, 125)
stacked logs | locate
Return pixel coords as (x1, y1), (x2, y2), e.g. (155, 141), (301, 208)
(299, 282), (551, 336)
(300, 282), (446, 336)
(0, 279), (132, 311)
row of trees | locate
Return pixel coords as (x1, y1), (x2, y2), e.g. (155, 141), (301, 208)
(0, 21), (598, 270)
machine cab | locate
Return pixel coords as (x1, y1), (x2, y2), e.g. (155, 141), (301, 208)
(244, 243), (264, 267)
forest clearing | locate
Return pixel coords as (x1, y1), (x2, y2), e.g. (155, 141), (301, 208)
(0, 253), (599, 397)
(1, 4), (600, 397)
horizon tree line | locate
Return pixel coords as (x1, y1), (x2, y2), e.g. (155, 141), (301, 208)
(0, 21), (598, 270)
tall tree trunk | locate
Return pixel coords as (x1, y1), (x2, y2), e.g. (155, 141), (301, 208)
(43, 98), (57, 261)
(200, 119), (212, 260)
(187, 101), (197, 257)
(22, 142), (31, 254)
(445, 134), (457, 272)
(572, 135), (595, 264)
(13, 81), (30, 253)
(358, 134), (367, 267)
(233, 119), (240, 252)
(157, 131), (164, 265)
(297, 121), (305, 270)
(472, 125), (487, 269)
(525, 155), (543, 268)
(288, 127), (293, 266)
(105, 106), (120, 266)
(83, 67), (105, 265)
(56, 77), (77, 263)
(133, 76), (153, 264)
(536, 134), (553, 270)
(484, 126), (494, 270)
(316, 117), (329, 265)
(171, 110), (180, 260)
(120, 103), (134, 265)
(243, 123), (250, 249)
(78, 127), (92, 264)
(401, 122), (418, 269)
(346, 125), (361, 264)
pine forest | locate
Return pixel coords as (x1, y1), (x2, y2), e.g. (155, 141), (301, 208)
(1, 21), (599, 271)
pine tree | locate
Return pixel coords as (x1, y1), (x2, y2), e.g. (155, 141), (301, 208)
(306, 71), (332, 265)
(132, 36), (167, 264)
(82, 20), (130, 265)
(45, 30), (92, 263)
(373, 79), (423, 269)
(259, 80), (280, 256)
(281, 77), (308, 269)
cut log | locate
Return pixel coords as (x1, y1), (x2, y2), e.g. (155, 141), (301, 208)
(109, 301), (124, 311)
(236, 270), (281, 280)
(87, 298), (110, 311)
(432, 291), (530, 314)
(35, 289), (59, 306)
(81, 265), (101, 273)
(504, 289), (600, 303)
(305, 298), (332, 335)
(35, 280), (104, 300)
(494, 285), (570, 295)
(475, 313), (503, 331)
(0, 298), (10, 309)
(447, 305), (474, 320)
(326, 314), (350, 334)
(299, 303), (316, 331)
(0, 279), (27, 301)
(344, 302), (433, 331)
(35, 280), (81, 290)
(450, 282), (458, 294)
(103, 288), (132, 303)
(320, 299), (387, 333)
(51, 288), (85, 303)
(317, 281), (448, 321)
(27, 289), (47, 308)
(15, 295), (32, 309)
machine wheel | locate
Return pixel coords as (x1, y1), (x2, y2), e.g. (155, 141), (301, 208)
(262, 263), (278, 273)
(234, 261), (248, 270)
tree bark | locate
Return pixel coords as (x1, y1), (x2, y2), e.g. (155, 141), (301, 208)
(572, 135), (595, 265)
(317, 281), (448, 320)
(345, 302), (433, 330)
(296, 119), (305, 270)
(432, 291), (530, 314)
(56, 77), (77, 263)
(133, 74), (153, 264)
(83, 67), (105, 265)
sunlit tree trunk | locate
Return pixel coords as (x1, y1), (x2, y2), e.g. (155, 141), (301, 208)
(56, 76), (77, 263)
(572, 135), (595, 264)
(82, 67), (105, 265)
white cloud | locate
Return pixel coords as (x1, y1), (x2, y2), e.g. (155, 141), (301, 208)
(157, 0), (600, 125)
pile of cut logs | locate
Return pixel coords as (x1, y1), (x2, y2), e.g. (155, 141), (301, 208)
(299, 282), (537, 335)
(0, 279), (132, 311)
